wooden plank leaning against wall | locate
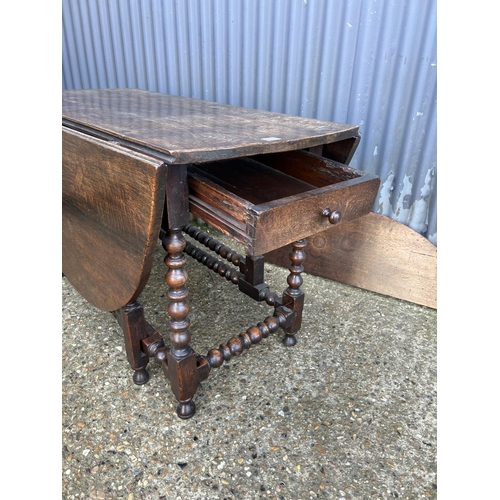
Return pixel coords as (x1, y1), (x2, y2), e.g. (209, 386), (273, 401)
(265, 212), (437, 309)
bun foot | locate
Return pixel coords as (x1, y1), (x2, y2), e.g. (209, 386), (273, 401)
(177, 400), (196, 419)
(132, 367), (150, 385)
(283, 335), (297, 347)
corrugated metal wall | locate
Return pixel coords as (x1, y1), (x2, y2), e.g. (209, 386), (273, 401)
(62, 0), (437, 245)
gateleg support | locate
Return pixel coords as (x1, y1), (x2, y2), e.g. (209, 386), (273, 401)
(112, 301), (151, 385)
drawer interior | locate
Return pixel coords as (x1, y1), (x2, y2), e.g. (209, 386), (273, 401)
(190, 150), (361, 204)
(251, 150), (360, 187)
(189, 157), (315, 204)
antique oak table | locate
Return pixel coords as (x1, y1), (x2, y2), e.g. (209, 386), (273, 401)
(62, 89), (379, 419)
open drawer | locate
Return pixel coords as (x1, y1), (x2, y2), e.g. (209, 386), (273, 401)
(187, 149), (380, 256)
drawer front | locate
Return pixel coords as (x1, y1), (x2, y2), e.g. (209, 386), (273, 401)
(248, 174), (380, 255)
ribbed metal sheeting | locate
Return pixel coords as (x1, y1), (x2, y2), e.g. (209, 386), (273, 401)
(63, 0), (437, 244)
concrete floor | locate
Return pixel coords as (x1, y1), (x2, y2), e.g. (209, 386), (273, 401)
(62, 226), (437, 500)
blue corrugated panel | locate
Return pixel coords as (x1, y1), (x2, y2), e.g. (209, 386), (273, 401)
(62, 0), (437, 244)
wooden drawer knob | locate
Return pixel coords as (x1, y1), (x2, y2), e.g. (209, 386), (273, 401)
(321, 208), (342, 224)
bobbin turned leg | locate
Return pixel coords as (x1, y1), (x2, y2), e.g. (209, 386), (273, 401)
(113, 301), (150, 385)
(281, 239), (307, 346)
(163, 228), (198, 419)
